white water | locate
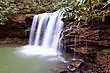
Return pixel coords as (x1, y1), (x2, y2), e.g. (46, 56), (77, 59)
(19, 11), (64, 56)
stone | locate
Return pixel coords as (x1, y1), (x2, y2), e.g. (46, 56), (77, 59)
(59, 70), (68, 73)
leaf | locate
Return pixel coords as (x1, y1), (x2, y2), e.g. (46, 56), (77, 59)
(102, 13), (105, 22)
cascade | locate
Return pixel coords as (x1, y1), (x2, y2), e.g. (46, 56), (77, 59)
(19, 11), (64, 56)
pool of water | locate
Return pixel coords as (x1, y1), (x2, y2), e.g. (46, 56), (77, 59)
(0, 44), (60, 73)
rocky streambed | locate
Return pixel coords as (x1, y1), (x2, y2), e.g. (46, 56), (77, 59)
(0, 38), (28, 44)
(54, 52), (110, 73)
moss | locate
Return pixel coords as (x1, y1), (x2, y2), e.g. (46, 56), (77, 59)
(103, 49), (110, 55)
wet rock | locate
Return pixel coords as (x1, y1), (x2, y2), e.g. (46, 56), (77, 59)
(57, 60), (105, 73)
(59, 70), (68, 73)
(67, 58), (84, 72)
(96, 52), (110, 73)
(0, 38), (27, 44)
(7, 13), (26, 23)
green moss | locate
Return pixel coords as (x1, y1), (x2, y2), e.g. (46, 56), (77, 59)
(102, 49), (110, 55)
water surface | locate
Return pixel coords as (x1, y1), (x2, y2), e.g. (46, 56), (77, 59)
(0, 44), (59, 73)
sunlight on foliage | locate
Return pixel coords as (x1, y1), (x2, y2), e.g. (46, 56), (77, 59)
(54, 0), (110, 25)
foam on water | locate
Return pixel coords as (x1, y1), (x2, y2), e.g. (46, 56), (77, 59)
(18, 45), (57, 56)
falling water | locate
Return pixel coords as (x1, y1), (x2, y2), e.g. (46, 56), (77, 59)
(19, 11), (64, 56)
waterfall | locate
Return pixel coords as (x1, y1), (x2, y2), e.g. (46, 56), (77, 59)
(19, 11), (64, 56)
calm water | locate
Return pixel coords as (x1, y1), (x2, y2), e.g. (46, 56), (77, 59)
(0, 44), (60, 73)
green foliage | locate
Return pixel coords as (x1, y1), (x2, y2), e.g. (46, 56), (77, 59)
(72, 0), (107, 25)
(54, 0), (78, 19)
(55, 0), (110, 25)
(15, 0), (55, 13)
(103, 49), (110, 56)
(0, 0), (18, 25)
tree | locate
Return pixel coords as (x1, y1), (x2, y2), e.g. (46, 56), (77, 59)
(54, 0), (110, 26)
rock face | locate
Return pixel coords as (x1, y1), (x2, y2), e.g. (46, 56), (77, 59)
(7, 13), (26, 23)
(0, 24), (29, 38)
(3, 0), (56, 44)
(96, 52), (110, 73)
(56, 60), (105, 73)
(62, 25), (110, 53)
(0, 22), (29, 44)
